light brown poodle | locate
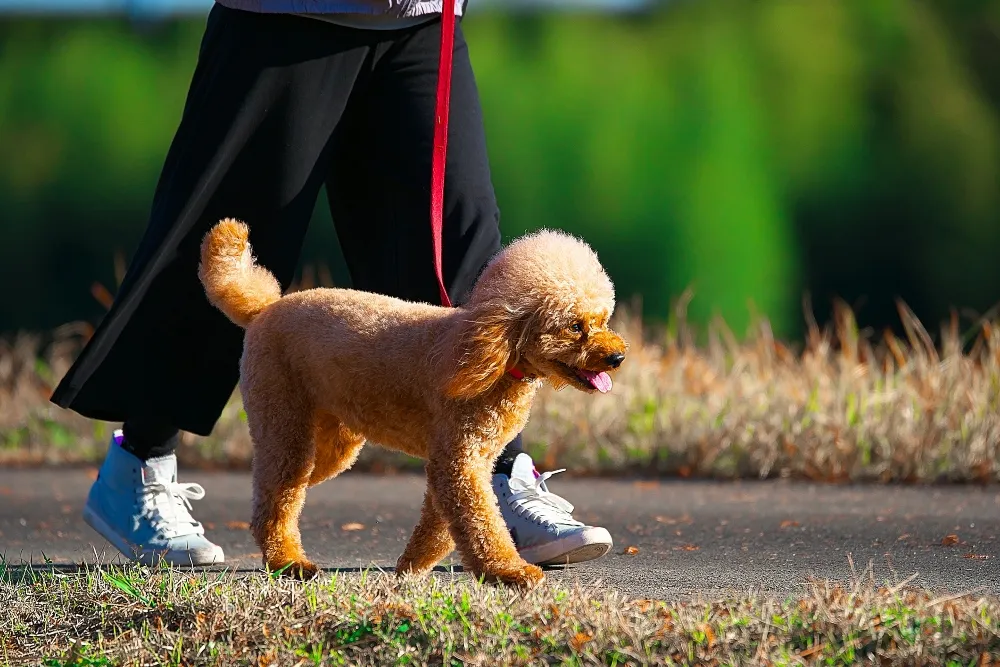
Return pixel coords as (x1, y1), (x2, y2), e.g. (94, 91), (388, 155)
(198, 218), (628, 588)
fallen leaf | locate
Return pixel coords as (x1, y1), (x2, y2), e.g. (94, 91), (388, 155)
(633, 481), (659, 490)
(678, 466), (692, 478)
(226, 521), (250, 530)
(569, 631), (593, 651)
(674, 544), (700, 551)
(623, 545), (640, 555)
(963, 553), (989, 560)
(633, 599), (657, 613)
(780, 520), (800, 529)
(799, 644), (826, 658)
(0, 487), (12, 496)
(700, 623), (715, 647)
(341, 522), (365, 531)
(941, 534), (960, 546)
(654, 618), (673, 638)
(897, 533), (911, 541)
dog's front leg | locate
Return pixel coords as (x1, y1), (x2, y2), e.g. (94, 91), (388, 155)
(426, 441), (544, 589)
(396, 485), (454, 576)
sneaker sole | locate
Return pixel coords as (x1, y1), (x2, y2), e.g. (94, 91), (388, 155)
(518, 527), (613, 566)
(82, 505), (225, 567)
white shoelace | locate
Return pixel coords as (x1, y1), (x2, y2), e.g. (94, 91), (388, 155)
(139, 481), (207, 539)
(507, 469), (584, 528)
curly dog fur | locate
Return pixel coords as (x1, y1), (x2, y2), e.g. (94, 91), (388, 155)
(198, 218), (628, 587)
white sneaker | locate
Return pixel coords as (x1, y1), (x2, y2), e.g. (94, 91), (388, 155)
(82, 430), (225, 566)
(492, 453), (612, 566)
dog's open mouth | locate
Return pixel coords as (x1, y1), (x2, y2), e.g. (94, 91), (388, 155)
(555, 362), (613, 393)
(577, 368), (613, 393)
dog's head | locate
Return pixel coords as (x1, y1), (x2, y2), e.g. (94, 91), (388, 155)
(444, 229), (628, 400)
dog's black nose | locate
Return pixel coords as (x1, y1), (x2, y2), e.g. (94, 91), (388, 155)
(606, 353), (625, 368)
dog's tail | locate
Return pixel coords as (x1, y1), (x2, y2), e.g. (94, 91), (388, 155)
(198, 218), (282, 328)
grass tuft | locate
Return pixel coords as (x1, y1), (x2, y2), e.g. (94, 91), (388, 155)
(4, 561), (998, 665)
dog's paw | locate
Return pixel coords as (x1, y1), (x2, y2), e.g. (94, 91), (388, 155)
(395, 557), (429, 578)
(511, 564), (545, 589)
(480, 561), (545, 589)
(269, 559), (320, 581)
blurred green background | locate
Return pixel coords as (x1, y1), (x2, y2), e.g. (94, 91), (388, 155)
(2, 0), (999, 341)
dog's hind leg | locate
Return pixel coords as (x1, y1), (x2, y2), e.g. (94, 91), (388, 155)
(396, 485), (455, 576)
(245, 386), (318, 580)
(309, 411), (365, 487)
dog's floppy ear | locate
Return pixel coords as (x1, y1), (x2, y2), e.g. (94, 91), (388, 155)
(445, 305), (527, 401)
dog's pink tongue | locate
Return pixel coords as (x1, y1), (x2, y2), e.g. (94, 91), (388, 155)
(579, 369), (613, 393)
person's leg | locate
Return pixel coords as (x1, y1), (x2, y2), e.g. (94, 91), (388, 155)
(492, 434), (524, 476)
(120, 415), (180, 461)
(54, 7), (373, 437)
(324, 18), (612, 566)
(57, 7), (378, 564)
(324, 19), (524, 470)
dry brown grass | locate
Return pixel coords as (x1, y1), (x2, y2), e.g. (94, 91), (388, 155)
(4, 293), (1000, 482)
(4, 560), (998, 666)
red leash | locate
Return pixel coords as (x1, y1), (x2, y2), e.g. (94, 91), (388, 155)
(431, 0), (457, 308)
(430, 5), (524, 381)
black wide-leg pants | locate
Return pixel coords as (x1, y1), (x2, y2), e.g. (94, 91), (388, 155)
(51, 5), (511, 442)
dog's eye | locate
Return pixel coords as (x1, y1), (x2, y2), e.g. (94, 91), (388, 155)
(568, 322), (584, 334)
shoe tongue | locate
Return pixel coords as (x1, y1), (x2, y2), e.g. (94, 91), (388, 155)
(141, 455), (177, 485)
(510, 453), (538, 484)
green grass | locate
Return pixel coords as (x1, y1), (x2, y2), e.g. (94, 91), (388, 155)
(3, 297), (1000, 483)
(4, 560), (998, 665)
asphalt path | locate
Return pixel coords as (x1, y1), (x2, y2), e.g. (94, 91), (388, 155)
(2, 469), (998, 598)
